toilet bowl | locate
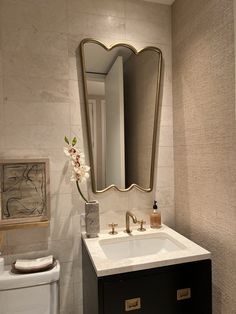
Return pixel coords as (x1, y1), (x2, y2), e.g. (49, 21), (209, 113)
(0, 260), (60, 314)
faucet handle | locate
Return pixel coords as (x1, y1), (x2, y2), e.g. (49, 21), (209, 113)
(108, 223), (118, 235)
(137, 220), (146, 232)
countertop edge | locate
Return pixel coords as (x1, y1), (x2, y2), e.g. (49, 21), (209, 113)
(95, 253), (211, 277)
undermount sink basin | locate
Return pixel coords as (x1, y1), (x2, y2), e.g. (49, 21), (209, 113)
(99, 232), (185, 260)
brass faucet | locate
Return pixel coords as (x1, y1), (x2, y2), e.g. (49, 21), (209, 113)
(125, 211), (138, 234)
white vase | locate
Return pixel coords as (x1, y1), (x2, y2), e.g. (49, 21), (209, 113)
(85, 201), (100, 238)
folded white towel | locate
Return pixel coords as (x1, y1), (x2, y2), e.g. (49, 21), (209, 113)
(15, 255), (53, 270)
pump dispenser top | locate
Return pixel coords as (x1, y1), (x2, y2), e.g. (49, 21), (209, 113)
(153, 200), (158, 210)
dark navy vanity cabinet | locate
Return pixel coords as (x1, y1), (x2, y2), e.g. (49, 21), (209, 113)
(82, 242), (212, 314)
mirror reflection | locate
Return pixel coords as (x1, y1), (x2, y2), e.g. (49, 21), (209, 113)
(80, 39), (162, 192)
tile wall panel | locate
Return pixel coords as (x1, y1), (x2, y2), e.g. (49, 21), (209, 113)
(0, 0), (173, 312)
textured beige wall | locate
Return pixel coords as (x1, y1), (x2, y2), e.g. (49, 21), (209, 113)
(0, 0), (173, 313)
(172, 0), (236, 313)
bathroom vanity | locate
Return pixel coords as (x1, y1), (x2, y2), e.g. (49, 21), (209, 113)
(82, 225), (212, 314)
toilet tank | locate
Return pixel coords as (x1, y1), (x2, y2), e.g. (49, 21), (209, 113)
(0, 261), (60, 314)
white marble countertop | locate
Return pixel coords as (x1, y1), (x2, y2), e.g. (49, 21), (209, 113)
(82, 224), (211, 277)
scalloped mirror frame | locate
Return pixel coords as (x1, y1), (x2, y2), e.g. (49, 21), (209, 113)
(79, 38), (163, 193)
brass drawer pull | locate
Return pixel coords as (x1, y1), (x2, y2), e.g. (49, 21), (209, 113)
(177, 288), (191, 300)
(125, 297), (141, 311)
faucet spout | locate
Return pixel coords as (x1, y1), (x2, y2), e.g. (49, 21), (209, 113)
(125, 211), (138, 234)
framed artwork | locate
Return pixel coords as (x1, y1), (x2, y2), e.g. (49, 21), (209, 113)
(0, 159), (50, 230)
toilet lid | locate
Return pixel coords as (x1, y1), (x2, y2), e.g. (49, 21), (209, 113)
(11, 258), (57, 274)
(0, 260), (60, 290)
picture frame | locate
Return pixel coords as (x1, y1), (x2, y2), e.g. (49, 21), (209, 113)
(0, 158), (50, 230)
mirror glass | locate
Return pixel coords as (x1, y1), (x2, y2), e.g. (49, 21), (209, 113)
(80, 39), (162, 192)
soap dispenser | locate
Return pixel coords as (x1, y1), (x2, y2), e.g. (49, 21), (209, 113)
(150, 200), (161, 228)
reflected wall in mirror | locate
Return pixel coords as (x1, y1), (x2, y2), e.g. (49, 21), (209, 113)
(80, 39), (162, 193)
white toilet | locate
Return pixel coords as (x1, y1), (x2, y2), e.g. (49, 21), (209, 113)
(0, 261), (60, 314)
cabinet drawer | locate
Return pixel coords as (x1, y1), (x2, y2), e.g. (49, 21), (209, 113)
(103, 272), (175, 314)
(102, 261), (211, 314)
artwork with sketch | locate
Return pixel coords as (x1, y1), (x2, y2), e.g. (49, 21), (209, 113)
(0, 159), (49, 222)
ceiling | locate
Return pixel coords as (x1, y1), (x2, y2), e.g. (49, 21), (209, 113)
(143, 0), (175, 5)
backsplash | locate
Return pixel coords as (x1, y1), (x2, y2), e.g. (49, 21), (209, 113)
(0, 0), (173, 313)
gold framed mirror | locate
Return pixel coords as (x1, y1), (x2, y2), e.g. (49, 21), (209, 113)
(80, 39), (162, 193)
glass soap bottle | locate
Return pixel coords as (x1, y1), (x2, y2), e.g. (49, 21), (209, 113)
(150, 200), (161, 228)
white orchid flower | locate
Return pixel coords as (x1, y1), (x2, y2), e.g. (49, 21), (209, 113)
(63, 145), (79, 157)
(64, 136), (90, 202)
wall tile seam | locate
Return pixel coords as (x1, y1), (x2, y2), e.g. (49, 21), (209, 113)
(157, 165), (174, 168)
(4, 240), (54, 249)
(172, 140), (235, 146)
(172, 124), (235, 131)
(50, 191), (82, 196)
(157, 143), (173, 147)
(0, 26), (68, 36)
(67, 10), (170, 25)
(161, 204), (175, 210)
(172, 142), (235, 147)
(5, 239), (76, 249)
(124, 36), (171, 47)
(1, 0), (66, 8)
(0, 22), (68, 38)
(160, 125), (174, 128)
(161, 123), (173, 127)
(67, 17), (171, 38)
(2, 80), (79, 89)
(2, 71), (70, 77)
(68, 10), (125, 20)
(66, 11), (170, 24)
(1, 74), (72, 82)
(5, 238), (77, 248)
(157, 185), (174, 188)
(1, 74), (71, 81)
(1, 147), (72, 151)
(125, 17), (171, 26)
(67, 10), (126, 22)
(0, 23), (69, 36)
(2, 47), (70, 56)
(2, 49), (69, 59)
(2, 123), (72, 127)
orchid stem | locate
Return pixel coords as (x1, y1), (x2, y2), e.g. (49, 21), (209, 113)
(76, 181), (88, 203)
